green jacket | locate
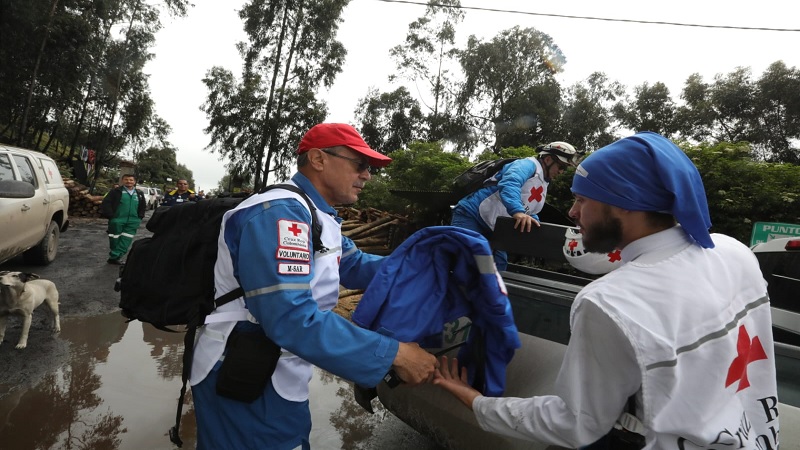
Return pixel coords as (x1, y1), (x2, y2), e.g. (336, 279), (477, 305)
(101, 187), (146, 220)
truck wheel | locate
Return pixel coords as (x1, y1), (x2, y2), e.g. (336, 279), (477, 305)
(23, 220), (60, 265)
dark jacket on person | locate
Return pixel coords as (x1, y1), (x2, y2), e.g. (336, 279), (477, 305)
(101, 187), (146, 219)
(161, 189), (198, 206)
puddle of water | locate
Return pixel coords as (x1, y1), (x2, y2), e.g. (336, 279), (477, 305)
(0, 312), (397, 450)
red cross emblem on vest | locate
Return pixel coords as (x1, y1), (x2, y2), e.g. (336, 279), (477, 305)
(528, 186), (543, 203)
(725, 324), (768, 392)
(607, 250), (621, 262)
(287, 223), (303, 236)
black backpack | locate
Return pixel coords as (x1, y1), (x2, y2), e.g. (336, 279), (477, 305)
(451, 157), (519, 198)
(115, 183), (322, 447)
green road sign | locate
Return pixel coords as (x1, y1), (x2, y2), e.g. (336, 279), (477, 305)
(750, 222), (800, 246)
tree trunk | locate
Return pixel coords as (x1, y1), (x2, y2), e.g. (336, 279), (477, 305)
(264, 2), (304, 187)
(18, 0), (60, 148)
(253, 4), (291, 190)
(91, 0), (141, 194)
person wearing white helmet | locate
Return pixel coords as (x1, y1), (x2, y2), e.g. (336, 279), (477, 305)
(433, 131), (779, 449)
(451, 141), (581, 270)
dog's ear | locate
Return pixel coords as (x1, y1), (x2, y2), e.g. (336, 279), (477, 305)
(22, 273), (40, 282)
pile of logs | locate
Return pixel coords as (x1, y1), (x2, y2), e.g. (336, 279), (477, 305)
(333, 208), (415, 321)
(65, 178), (104, 218)
(337, 207), (412, 256)
(334, 288), (364, 322)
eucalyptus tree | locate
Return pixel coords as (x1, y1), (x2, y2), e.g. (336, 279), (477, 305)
(615, 81), (678, 138)
(678, 68), (757, 145)
(203, 0), (349, 189)
(560, 72), (625, 152)
(490, 79), (563, 150)
(86, 0), (175, 191)
(388, 0), (464, 141)
(0, 0), (94, 147)
(456, 26), (566, 151)
(679, 62), (800, 163)
(0, 0), (189, 195)
(16, 0), (61, 148)
(134, 145), (187, 187)
(354, 87), (426, 154)
(752, 61), (800, 164)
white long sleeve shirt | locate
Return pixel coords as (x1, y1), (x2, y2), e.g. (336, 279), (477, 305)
(472, 227), (779, 449)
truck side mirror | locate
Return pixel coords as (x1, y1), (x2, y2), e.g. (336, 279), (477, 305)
(0, 179), (36, 198)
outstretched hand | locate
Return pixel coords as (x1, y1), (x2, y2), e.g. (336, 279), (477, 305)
(512, 212), (540, 232)
(432, 355), (481, 410)
(392, 342), (438, 385)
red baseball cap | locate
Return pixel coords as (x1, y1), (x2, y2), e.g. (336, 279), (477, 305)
(297, 123), (392, 168)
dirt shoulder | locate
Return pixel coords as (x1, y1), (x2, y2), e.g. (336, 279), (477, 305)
(0, 214), (153, 398)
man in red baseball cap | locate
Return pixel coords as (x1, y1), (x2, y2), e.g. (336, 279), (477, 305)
(297, 122), (391, 168)
(191, 123), (436, 450)
(294, 122), (391, 205)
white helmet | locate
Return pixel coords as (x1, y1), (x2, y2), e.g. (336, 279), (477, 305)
(539, 142), (581, 167)
(563, 227), (623, 275)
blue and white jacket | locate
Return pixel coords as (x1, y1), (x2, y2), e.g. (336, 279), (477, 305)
(190, 173), (396, 401)
(456, 157), (547, 231)
(352, 226), (521, 396)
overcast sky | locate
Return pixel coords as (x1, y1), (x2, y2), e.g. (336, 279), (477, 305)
(143, 0), (800, 191)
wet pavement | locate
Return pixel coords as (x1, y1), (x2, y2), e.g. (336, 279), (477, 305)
(0, 311), (438, 449)
(0, 212), (441, 449)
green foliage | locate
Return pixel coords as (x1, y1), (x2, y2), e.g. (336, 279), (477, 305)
(388, 0), (465, 143)
(354, 173), (401, 212)
(616, 81), (678, 137)
(134, 146), (193, 188)
(676, 64), (800, 163)
(457, 26), (565, 147)
(355, 87), (426, 154)
(474, 145), (537, 161)
(0, 0), (190, 193)
(684, 141), (800, 243)
(562, 72), (625, 152)
(385, 141), (469, 191)
(204, 0), (349, 189)
(355, 141), (469, 224)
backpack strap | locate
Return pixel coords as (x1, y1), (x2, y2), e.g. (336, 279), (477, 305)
(210, 183), (325, 312)
(168, 183), (326, 447)
(258, 183), (326, 253)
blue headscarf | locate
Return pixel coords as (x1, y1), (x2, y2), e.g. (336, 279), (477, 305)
(571, 131), (714, 248)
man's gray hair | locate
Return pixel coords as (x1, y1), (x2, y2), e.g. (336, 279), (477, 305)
(297, 152), (309, 168)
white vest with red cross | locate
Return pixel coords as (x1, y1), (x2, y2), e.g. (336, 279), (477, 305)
(189, 184), (342, 402)
(479, 156), (547, 229)
(575, 229), (779, 449)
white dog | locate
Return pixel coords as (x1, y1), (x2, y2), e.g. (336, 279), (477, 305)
(0, 271), (61, 349)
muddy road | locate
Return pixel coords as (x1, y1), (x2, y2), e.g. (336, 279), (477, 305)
(0, 215), (130, 389)
(0, 212), (440, 449)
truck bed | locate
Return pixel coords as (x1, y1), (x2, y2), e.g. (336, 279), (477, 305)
(375, 220), (800, 448)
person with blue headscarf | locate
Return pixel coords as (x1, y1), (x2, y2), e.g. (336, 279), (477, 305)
(432, 132), (779, 449)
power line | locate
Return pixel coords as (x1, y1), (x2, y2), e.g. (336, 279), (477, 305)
(375, 0), (800, 32)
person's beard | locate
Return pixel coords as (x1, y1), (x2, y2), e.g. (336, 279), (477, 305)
(582, 213), (623, 254)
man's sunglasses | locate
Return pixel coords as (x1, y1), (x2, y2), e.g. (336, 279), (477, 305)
(322, 149), (371, 173)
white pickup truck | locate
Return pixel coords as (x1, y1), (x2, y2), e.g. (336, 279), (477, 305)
(0, 144), (70, 265)
(371, 219), (800, 449)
